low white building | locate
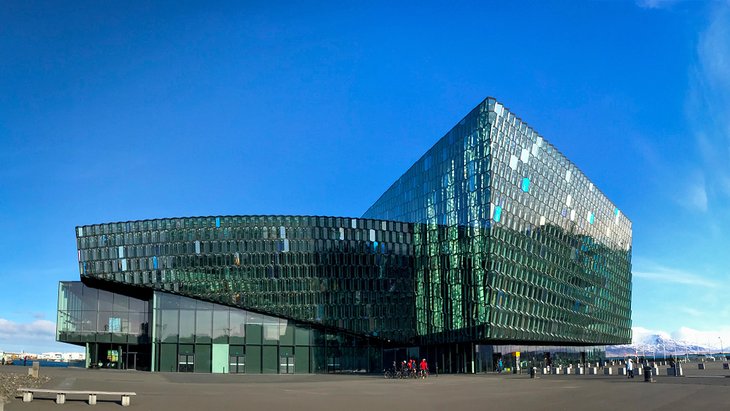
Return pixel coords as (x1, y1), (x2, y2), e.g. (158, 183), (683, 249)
(38, 352), (86, 362)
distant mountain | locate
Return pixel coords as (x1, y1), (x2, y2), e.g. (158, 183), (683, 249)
(606, 333), (712, 358)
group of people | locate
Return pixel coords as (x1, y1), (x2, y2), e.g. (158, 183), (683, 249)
(395, 358), (430, 378)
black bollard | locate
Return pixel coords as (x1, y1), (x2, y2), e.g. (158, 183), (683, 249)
(643, 366), (653, 382)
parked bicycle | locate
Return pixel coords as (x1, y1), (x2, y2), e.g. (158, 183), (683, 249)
(384, 368), (407, 379)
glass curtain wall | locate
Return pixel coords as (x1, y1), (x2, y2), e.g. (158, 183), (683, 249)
(75, 215), (416, 344)
(57, 281), (151, 369)
(364, 97), (632, 346)
(153, 291), (382, 373)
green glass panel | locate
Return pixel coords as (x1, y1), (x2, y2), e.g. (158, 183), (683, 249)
(296, 347), (310, 373)
(195, 309), (212, 343)
(178, 344), (194, 356)
(212, 308), (229, 344)
(159, 343), (177, 373)
(229, 309), (246, 345)
(229, 345), (245, 357)
(295, 326), (311, 346)
(159, 309), (179, 343)
(179, 310), (194, 344)
(246, 345), (261, 374)
(246, 324), (262, 345)
(194, 344), (211, 373)
(280, 324), (294, 346)
(262, 346), (277, 374)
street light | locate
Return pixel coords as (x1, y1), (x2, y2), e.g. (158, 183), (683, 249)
(717, 337), (725, 361)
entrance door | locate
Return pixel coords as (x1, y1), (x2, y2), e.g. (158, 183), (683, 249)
(126, 352), (137, 370)
(280, 355), (295, 374)
(178, 354), (194, 372)
(229, 345), (246, 374)
(229, 355), (246, 373)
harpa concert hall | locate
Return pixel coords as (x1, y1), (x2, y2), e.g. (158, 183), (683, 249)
(57, 98), (632, 374)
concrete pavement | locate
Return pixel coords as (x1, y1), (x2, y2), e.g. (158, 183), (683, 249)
(1, 365), (729, 411)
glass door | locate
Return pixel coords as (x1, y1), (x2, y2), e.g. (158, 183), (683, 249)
(229, 355), (245, 373)
(279, 355), (295, 374)
(178, 354), (194, 372)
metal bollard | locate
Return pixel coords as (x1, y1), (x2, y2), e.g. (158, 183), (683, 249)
(644, 366), (653, 382)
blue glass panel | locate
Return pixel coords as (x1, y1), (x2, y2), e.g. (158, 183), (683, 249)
(494, 206), (502, 222)
(153, 256), (158, 269)
(109, 317), (121, 332)
(215, 217), (221, 228)
(521, 177), (530, 192)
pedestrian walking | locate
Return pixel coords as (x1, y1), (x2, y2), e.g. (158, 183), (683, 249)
(419, 358), (428, 378)
(627, 358), (634, 378)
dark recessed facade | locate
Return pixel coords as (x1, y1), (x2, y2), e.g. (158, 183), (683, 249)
(57, 97), (632, 373)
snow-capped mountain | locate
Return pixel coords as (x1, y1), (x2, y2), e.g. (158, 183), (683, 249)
(606, 333), (714, 358)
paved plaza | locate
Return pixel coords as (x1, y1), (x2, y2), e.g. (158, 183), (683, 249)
(2, 364), (730, 411)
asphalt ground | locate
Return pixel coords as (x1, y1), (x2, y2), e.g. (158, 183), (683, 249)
(1, 363), (730, 411)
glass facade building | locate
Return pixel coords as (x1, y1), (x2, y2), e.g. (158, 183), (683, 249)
(58, 97), (632, 373)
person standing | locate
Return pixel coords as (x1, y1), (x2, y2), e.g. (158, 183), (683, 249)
(497, 358), (503, 374)
(627, 358), (634, 378)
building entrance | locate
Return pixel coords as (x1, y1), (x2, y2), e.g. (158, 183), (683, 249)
(89, 343), (151, 371)
(178, 353), (194, 372)
(280, 355), (295, 374)
(229, 355), (245, 373)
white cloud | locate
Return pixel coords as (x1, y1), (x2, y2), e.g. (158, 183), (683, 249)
(0, 318), (56, 345)
(688, 1), (730, 206)
(698, 3), (730, 91)
(684, 172), (708, 212)
(632, 262), (719, 288)
(672, 326), (730, 349)
(635, 0), (680, 9)
(678, 307), (703, 317)
(0, 318), (84, 354)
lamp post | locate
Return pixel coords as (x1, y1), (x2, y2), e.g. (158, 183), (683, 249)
(717, 337), (725, 361)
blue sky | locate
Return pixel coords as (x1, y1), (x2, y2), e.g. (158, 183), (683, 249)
(1, 0), (729, 353)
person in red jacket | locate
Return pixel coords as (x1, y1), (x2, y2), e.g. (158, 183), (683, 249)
(419, 358), (429, 378)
